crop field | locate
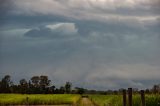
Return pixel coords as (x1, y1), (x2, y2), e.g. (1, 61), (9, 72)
(89, 94), (160, 106)
(0, 94), (160, 106)
(0, 94), (81, 105)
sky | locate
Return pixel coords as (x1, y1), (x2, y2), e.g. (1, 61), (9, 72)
(0, 0), (160, 90)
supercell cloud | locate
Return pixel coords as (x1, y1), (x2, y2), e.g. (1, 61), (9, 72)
(0, 0), (160, 90)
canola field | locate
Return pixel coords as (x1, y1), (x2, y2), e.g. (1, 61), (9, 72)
(0, 94), (81, 105)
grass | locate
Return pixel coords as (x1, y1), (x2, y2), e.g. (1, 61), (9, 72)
(0, 94), (81, 105)
(89, 94), (160, 106)
(89, 95), (122, 106)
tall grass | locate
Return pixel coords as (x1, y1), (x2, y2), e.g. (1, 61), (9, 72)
(89, 94), (160, 106)
(0, 94), (81, 105)
(89, 95), (122, 106)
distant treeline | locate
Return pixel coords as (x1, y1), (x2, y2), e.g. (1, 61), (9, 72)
(0, 75), (160, 94)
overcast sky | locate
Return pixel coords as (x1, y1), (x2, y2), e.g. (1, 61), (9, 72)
(0, 0), (160, 90)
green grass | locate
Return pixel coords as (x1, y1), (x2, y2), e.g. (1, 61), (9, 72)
(89, 94), (160, 106)
(89, 95), (122, 106)
(0, 94), (81, 105)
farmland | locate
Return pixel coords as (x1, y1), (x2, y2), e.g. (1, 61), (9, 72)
(89, 94), (160, 106)
(0, 75), (160, 106)
(0, 94), (81, 105)
(0, 94), (160, 106)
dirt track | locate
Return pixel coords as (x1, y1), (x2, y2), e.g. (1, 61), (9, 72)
(80, 97), (95, 106)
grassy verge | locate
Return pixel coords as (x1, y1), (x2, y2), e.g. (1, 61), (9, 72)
(0, 94), (81, 105)
(88, 94), (160, 106)
(89, 94), (122, 106)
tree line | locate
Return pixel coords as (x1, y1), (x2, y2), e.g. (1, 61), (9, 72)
(0, 75), (160, 94)
(0, 75), (72, 94)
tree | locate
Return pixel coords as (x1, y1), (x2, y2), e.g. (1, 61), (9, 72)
(152, 84), (160, 94)
(75, 87), (85, 94)
(39, 76), (50, 88)
(10, 84), (19, 93)
(0, 81), (1, 92)
(30, 76), (41, 93)
(59, 86), (65, 94)
(39, 75), (51, 93)
(20, 79), (28, 86)
(19, 79), (28, 94)
(0, 75), (12, 93)
(65, 82), (72, 94)
(31, 76), (40, 88)
(49, 85), (55, 94)
(27, 80), (33, 94)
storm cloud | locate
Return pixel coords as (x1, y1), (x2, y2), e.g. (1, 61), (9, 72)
(24, 23), (78, 38)
(0, 0), (160, 90)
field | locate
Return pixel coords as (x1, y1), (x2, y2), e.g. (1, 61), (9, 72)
(0, 94), (81, 105)
(0, 94), (160, 106)
(89, 94), (160, 106)
(89, 95), (122, 106)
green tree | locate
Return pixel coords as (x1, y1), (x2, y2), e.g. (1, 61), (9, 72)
(28, 80), (33, 94)
(59, 86), (65, 94)
(30, 76), (40, 93)
(65, 82), (72, 94)
(75, 87), (85, 94)
(39, 75), (51, 93)
(31, 76), (40, 88)
(0, 75), (12, 93)
(39, 76), (50, 88)
(19, 79), (28, 94)
(152, 84), (160, 94)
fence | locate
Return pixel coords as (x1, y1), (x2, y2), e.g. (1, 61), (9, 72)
(123, 88), (146, 106)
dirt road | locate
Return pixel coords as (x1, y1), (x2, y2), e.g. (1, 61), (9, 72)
(79, 97), (95, 106)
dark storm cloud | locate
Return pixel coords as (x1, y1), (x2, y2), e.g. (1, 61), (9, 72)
(9, 0), (160, 22)
(0, 14), (72, 30)
(0, 0), (160, 90)
(1, 19), (160, 90)
(24, 23), (78, 38)
(0, 0), (13, 14)
(76, 20), (145, 36)
(0, 0), (14, 27)
(24, 27), (59, 38)
(149, 0), (160, 14)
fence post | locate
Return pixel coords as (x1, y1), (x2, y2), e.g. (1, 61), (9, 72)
(123, 89), (127, 106)
(141, 90), (145, 106)
(128, 88), (132, 106)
